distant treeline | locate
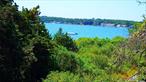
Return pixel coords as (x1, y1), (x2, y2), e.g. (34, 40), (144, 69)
(40, 16), (136, 27)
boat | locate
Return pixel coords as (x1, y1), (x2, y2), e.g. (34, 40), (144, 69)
(67, 32), (78, 35)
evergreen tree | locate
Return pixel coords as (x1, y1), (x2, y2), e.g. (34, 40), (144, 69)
(0, 0), (54, 82)
(53, 28), (78, 52)
(0, 0), (24, 81)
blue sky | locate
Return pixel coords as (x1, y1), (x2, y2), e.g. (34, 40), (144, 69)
(14, 0), (146, 21)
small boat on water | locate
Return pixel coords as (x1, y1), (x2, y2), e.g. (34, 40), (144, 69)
(67, 32), (78, 35)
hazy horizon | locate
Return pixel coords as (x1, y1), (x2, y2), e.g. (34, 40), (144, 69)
(14, 0), (146, 21)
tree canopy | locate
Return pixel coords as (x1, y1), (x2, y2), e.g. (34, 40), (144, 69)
(0, 0), (146, 82)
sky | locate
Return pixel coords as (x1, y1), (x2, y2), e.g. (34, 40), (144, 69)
(14, 0), (146, 21)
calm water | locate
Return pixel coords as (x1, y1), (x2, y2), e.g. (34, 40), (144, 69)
(45, 23), (129, 39)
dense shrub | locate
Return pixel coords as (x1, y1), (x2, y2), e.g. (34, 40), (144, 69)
(53, 46), (78, 72)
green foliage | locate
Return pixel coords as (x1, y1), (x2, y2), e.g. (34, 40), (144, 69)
(52, 46), (78, 72)
(43, 71), (126, 82)
(42, 36), (128, 82)
(18, 6), (54, 82)
(1, 0), (145, 82)
(0, 2), (25, 81)
(129, 22), (142, 34)
(76, 52), (109, 75)
(53, 28), (78, 52)
(0, 0), (13, 6)
(76, 38), (98, 48)
(75, 39), (114, 75)
(24, 36), (55, 82)
(43, 71), (81, 82)
(0, 0), (54, 81)
(112, 19), (146, 80)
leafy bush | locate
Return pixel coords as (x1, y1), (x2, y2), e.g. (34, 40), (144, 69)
(53, 46), (78, 72)
(43, 71), (80, 82)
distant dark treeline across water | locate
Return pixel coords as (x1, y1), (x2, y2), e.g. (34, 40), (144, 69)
(40, 16), (137, 28)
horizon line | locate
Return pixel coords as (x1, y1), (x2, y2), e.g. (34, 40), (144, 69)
(40, 15), (140, 22)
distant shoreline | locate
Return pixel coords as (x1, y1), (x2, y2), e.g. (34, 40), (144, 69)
(45, 22), (128, 28)
(41, 16), (137, 28)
